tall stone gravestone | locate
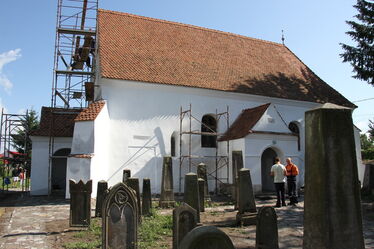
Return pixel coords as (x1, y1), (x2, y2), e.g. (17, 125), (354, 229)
(198, 178), (205, 212)
(179, 226), (235, 249)
(236, 168), (257, 225)
(142, 178), (152, 216)
(173, 203), (198, 249)
(95, 180), (108, 217)
(304, 104), (365, 249)
(69, 179), (92, 227)
(126, 178), (142, 221)
(232, 151), (244, 209)
(255, 206), (279, 249)
(197, 163), (209, 200)
(122, 169), (131, 183)
(102, 182), (138, 249)
(160, 156), (175, 207)
(362, 163), (374, 195)
(184, 173), (200, 222)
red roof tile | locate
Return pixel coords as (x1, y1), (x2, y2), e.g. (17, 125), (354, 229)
(218, 103), (271, 141)
(97, 10), (354, 108)
(30, 107), (82, 137)
(75, 100), (105, 121)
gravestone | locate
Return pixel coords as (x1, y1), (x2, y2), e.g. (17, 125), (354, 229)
(179, 226), (235, 249)
(173, 203), (198, 249)
(160, 156), (175, 207)
(184, 173), (200, 222)
(362, 163), (374, 195)
(236, 168), (257, 225)
(255, 206), (279, 249)
(304, 104), (365, 249)
(95, 180), (108, 217)
(197, 163), (209, 200)
(102, 182), (138, 249)
(122, 169), (131, 183)
(126, 178), (142, 220)
(142, 178), (152, 216)
(232, 151), (244, 210)
(198, 178), (205, 212)
(69, 179), (92, 227)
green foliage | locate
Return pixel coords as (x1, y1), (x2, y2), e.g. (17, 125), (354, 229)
(138, 209), (172, 249)
(11, 109), (39, 155)
(369, 119), (374, 140)
(340, 0), (374, 85)
(63, 241), (101, 249)
(361, 128), (374, 160)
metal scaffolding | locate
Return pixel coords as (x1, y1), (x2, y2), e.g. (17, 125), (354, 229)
(0, 109), (29, 192)
(48, 0), (98, 194)
(179, 104), (230, 194)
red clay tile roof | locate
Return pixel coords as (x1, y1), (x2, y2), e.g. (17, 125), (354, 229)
(97, 10), (355, 108)
(218, 103), (271, 141)
(30, 107), (82, 137)
(75, 100), (105, 122)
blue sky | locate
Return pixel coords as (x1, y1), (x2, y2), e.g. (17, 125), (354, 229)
(0, 0), (373, 133)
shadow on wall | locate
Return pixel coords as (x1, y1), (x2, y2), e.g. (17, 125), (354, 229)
(231, 70), (352, 107)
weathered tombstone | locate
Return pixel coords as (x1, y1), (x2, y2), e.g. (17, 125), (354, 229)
(160, 156), (175, 208)
(126, 177), (142, 221)
(95, 180), (108, 217)
(197, 163), (209, 200)
(179, 226), (235, 249)
(172, 203), (198, 249)
(255, 206), (279, 249)
(303, 104), (365, 249)
(102, 182), (138, 249)
(198, 178), (205, 212)
(142, 178), (152, 216)
(236, 168), (257, 225)
(122, 169), (131, 183)
(69, 179), (92, 227)
(362, 163), (374, 195)
(232, 151), (244, 209)
(184, 173), (200, 222)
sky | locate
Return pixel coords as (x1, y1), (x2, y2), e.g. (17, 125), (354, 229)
(0, 0), (373, 133)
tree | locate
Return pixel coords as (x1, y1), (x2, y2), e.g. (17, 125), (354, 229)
(340, 0), (374, 86)
(369, 118), (374, 139)
(11, 109), (39, 155)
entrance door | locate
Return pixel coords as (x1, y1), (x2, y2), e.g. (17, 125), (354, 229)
(261, 148), (277, 192)
(51, 148), (71, 195)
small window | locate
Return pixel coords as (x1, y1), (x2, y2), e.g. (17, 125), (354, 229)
(201, 115), (217, 148)
(289, 122), (300, 151)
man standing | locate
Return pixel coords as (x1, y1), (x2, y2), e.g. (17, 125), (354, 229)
(270, 157), (286, 207)
(285, 157), (299, 205)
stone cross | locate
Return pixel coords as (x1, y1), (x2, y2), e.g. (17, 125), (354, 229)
(179, 226), (235, 249)
(184, 173), (200, 222)
(303, 104), (365, 249)
(102, 182), (138, 249)
(197, 163), (209, 200)
(255, 206), (279, 249)
(198, 178), (205, 212)
(122, 169), (131, 184)
(69, 179), (92, 227)
(95, 180), (108, 217)
(160, 156), (175, 207)
(236, 168), (257, 225)
(172, 203), (198, 249)
(126, 177), (142, 221)
(142, 178), (152, 216)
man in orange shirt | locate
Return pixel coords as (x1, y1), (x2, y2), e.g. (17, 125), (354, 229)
(285, 157), (299, 205)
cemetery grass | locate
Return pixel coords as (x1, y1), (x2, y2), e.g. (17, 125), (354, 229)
(62, 218), (101, 249)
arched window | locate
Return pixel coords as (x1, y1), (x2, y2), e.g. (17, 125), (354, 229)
(201, 115), (217, 148)
(289, 122), (300, 151)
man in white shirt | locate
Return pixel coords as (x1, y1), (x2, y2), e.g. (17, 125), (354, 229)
(270, 157), (287, 207)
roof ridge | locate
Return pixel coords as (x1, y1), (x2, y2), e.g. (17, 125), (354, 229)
(98, 9), (284, 47)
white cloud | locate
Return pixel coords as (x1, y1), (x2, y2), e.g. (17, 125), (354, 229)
(0, 49), (22, 94)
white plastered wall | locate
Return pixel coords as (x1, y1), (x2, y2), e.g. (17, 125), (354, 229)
(30, 136), (72, 195)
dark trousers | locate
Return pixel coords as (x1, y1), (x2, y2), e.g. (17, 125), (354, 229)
(287, 177), (298, 204)
(274, 182), (285, 206)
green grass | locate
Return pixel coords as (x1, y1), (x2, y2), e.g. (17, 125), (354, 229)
(138, 209), (173, 249)
(63, 218), (101, 249)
